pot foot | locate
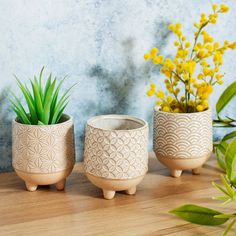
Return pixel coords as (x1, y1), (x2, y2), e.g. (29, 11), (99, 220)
(103, 190), (115, 200)
(192, 167), (201, 175)
(25, 182), (37, 192)
(56, 179), (66, 191)
(125, 186), (136, 195)
(171, 169), (182, 178)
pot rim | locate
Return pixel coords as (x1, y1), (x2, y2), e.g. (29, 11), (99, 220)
(12, 113), (73, 127)
(87, 114), (148, 132)
(154, 106), (211, 116)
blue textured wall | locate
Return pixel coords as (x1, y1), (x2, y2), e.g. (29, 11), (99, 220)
(0, 0), (236, 172)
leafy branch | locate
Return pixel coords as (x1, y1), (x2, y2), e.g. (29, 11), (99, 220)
(170, 135), (236, 235)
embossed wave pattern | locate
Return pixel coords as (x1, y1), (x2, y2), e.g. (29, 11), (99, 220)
(153, 109), (212, 159)
(84, 124), (148, 179)
(12, 120), (75, 173)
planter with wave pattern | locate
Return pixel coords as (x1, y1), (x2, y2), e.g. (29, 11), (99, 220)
(84, 115), (148, 199)
(12, 114), (75, 191)
(153, 107), (212, 177)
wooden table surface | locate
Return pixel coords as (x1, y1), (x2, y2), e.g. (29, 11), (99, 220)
(0, 154), (231, 236)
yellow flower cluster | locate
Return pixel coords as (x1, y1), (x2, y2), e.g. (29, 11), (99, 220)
(145, 3), (236, 113)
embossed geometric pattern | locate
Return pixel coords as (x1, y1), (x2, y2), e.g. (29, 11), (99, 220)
(84, 118), (148, 179)
(12, 118), (75, 174)
(153, 108), (212, 159)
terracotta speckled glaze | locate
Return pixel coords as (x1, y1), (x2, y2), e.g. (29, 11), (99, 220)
(84, 114), (148, 199)
(153, 107), (213, 177)
(12, 114), (75, 191)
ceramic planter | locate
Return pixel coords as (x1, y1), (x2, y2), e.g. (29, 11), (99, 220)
(12, 114), (75, 191)
(153, 107), (212, 177)
(84, 115), (148, 199)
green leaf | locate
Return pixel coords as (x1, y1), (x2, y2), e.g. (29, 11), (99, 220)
(54, 101), (69, 124)
(216, 145), (227, 171)
(212, 181), (230, 197)
(51, 95), (69, 124)
(222, 132), (236, 142)
(169, 204), (229, 226)
(30, 78), (44, 122)
(225, 138), (236, 184)
(37, 120), (45, 125)
(38, 67), (44, 100)
(222, 219), (236, 236)
(15, 79), (38, 124)
(43, 78), (56, 124)
(43, 73), (52, 104)
(50, 76), (67, 121)
(216, 81), (236, 114)
(50, 83), (76, 124)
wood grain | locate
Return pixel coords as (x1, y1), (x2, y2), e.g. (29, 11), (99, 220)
(0, 153), (230, 236)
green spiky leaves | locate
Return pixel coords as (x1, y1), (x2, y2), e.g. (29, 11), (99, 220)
(10, 67), (74, 125)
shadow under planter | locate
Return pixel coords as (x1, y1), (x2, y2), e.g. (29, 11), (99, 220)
(12, 114), (75, 191)
(153, 107), (213, 177)
(83, 115), (148, 199)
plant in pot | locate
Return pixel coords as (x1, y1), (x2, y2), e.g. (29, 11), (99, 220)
(144, 3), (236, 177)
(10, 67), (75, 191)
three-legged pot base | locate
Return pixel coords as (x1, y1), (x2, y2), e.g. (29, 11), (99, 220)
(156, 154), (210, 178)
(86, 173), (144, 200)
(15, 168), (73, 191)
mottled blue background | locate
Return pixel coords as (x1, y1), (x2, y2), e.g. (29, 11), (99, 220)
(0, 0), (236, 172)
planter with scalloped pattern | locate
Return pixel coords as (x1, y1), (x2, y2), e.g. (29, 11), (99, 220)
(153, 107), (213, 177)
(84, 114), (148, 199)
(12, 114), (75, 191)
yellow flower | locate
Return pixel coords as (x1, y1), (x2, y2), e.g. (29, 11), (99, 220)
(176, 22), (182, 29)
(174, 88), (180, 95)
(206, 44), (213, 52)
(185, 42), (191, 48)
(162, 106), (170, 112)
(167, 96), (173, 103)
(147, 89), (155, 96)
(214, 42), (219, 50)
(150, 47), (158, 56)
(173, 108), (180, 113)
(174, 41), (179, 46)
(206, 85), (213, 94)
(144, 53), (151, 60)
(156, 90), (165, 99)
(156, 100), (162, 106)
(150, 83), (156, 89)
(228, 42), (236, 50)
(220, 4), (230, 13)
(153, 55), (164, 64)
(198, 50), (207, 59)
(196, 105), (204, 112)
(216, 74), (223, 80)
(202, 100), (209, 109)
(168, 24), (175, 31)
(212, 4), (218, 12)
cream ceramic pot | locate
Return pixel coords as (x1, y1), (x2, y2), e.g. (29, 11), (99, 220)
(12, 114), (75, 191)
(153, 107), (212, 177)
(84, 115), (148, 199)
